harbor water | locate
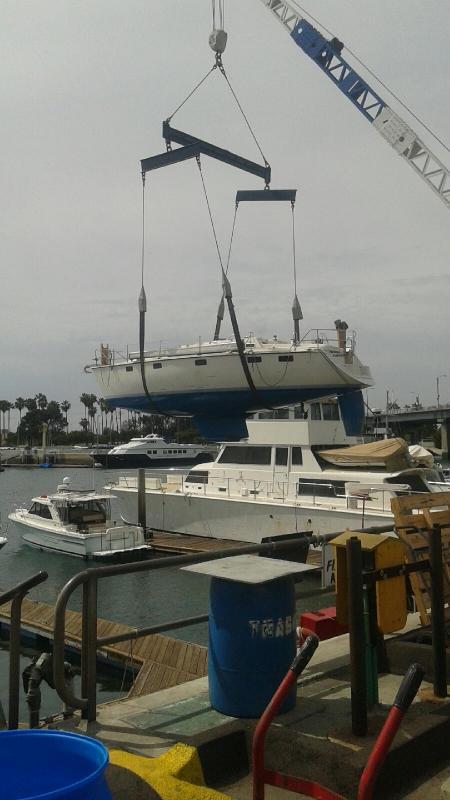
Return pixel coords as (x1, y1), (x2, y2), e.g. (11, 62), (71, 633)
(0, 465), (327, 722)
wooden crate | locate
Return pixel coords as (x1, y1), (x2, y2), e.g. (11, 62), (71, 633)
(391, 491), (450, 627)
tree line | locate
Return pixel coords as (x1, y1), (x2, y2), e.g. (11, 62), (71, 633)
(0, 394), (198, 446)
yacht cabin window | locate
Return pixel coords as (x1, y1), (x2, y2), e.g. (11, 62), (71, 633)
(297, 479), (345, 498)
(292, 447), (303, 465)
(322, 403), (340, 421)
(218, 446), (272, 465)
(275, 448), (288, 466)
(310, 403), (321, 420)
(29, 502), (52, 520)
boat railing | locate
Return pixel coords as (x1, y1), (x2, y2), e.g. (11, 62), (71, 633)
(0, 571), (48, 729)
(99, 524), (141, 552)
(111, 471), (413, 513)
(299, 328), (356, 352)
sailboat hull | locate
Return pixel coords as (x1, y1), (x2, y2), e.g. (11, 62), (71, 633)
(90, 343), (372, 439)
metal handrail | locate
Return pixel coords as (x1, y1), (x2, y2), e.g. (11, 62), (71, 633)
(52, 524), (394, 723)
(0, 571), (48, 729)
(54, 536), (313, 720)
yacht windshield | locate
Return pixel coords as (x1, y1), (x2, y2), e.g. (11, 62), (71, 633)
(59, 499), (110, 526)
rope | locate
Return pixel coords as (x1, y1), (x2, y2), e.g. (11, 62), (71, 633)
(290, 0), (450, 154)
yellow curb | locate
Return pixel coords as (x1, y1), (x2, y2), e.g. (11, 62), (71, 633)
(110, 744), (232, 800)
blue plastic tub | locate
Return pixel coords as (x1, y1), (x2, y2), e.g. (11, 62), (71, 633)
(0, 729), (111, 800)
(208, 575), (297, 718)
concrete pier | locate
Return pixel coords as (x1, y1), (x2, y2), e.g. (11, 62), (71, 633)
(52, 615), (450, 800)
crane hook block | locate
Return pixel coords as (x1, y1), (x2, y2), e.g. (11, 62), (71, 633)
(209, 28), (227, 54)
(235, 189), (297, 203)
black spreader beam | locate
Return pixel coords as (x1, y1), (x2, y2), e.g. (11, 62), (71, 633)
(141, 143), (200, 174)
(236, 189), (297, 203)
(163, 121), (271, 184)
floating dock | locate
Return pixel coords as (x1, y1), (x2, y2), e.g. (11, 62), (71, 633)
(0, 596), (207, 696)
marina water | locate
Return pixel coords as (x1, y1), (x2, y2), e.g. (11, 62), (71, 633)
(1, 465), (330, 722)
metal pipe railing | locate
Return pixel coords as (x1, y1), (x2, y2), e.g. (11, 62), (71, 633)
(53, 535), (313, 720)
(0, 571), (48, 729)
(52, 524), (395, 722)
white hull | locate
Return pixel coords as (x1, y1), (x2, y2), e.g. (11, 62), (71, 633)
(9, 514), (149, 559)
(114, 486), (390, 544)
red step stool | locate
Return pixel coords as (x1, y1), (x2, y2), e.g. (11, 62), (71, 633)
(300, 606), (348, 641)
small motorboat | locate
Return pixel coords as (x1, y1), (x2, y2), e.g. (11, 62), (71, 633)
(8, 477), (151, 560)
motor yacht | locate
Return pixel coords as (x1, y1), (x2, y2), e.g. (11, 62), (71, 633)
(106, 400), (447, 546)
(8, 477), (151, 559)
(91, 434), (216, 469)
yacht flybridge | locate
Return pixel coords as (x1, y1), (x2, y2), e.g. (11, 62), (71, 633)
(8, 477), (150, 559)
(106, 399), (446, 545)
(89, 327), (373, 440)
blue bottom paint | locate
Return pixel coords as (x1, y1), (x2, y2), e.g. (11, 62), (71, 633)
(105, 386), (361, 441)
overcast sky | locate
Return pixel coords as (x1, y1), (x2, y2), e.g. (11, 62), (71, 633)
(2, 0), (449, 428)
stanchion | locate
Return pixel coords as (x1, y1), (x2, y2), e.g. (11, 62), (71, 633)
(346, 536), (367, 736)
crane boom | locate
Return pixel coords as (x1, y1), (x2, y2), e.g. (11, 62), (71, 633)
(259, 0), (450, 208)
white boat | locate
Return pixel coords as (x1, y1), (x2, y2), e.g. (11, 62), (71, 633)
(91, 434), (217, 469)
(8, 477), (151, 560)
(88, 326), (373, 440)
(106, 399), (447, 545)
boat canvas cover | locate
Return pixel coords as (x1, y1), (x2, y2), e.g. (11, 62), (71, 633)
(319, 437), (411, 470)
(408, 444), (435, 468)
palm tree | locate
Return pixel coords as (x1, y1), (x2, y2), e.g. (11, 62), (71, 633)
(79, 418), (89, 434)
(60, 401), (71, 429)
(0, 400), (11, 444)
(35, 393), (48, 411)
(88, 405), (97, 437)
(15, 397), (25, 424)
(98, 398), (110, 435)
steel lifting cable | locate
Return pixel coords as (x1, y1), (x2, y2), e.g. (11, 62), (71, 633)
(196, 157), (267, 407)
(138, 175), (166, 417)
(291, 200), (302, 345)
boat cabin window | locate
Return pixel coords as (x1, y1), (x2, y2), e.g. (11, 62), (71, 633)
(297, 479), (345, 498)
(310, 403), (321, 420)
(59, 499), (109, 526)
(195, 359), (207, 366)
(153, 362), (162, 369)
(322, 403), (340, 421)
(185, 470), (208, 484)
(29, 502), (52, 520)
(278, 355), (293, 362)
(384, 475), (430, 493)
(247, 355), (262, 363)
(126, 365), (133, 372)
(218, 446), (272, 465)
(292, 447), (303, 465)
(275, 447), (288, 466)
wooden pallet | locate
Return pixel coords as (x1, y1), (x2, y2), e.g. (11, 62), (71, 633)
(391, 491), (450, 627)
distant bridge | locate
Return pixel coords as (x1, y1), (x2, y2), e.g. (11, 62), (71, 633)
(382, 403), (450, 458)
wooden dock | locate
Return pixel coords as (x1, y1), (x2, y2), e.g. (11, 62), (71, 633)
(0, 597), (207, 698)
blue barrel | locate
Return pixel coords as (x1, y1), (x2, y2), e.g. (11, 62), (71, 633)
(0, 730), (111, 800)
(208, 575), (297, 718)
